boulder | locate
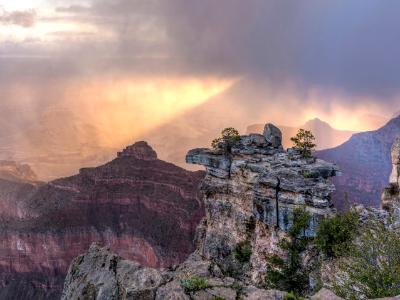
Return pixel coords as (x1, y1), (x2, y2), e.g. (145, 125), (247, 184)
(263, 123), (283, 148)
(311, 288), (344, 300)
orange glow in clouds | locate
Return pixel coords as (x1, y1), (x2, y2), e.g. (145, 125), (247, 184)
(63, 76), (235, 146)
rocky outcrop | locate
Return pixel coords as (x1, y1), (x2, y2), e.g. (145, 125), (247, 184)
(62, 124), (339, 299)
(381, 137), (400, 227)
(62, 244), (287, 300)
(0, 142), (204, 299)
(186, 126), (338, 283)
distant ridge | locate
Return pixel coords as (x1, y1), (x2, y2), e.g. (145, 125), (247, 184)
(0, 142), (204, 299)
(317, 115), (400, 208)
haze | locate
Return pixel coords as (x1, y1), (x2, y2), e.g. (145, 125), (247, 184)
(1, 0), (399, 179)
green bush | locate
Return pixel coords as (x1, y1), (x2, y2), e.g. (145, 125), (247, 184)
(213, 297), (225, 300)
(333, 220), (400, 299)
(303, 170), (314, 178)
(212, 127), (240, 151)
(284, 291), (305, 300)
(234, 240), (252, 263)
(290, 129), (316, 158)
(180, 275), (209, 293)
(266, 207), (311, 296)
(315, 211), (358, 258)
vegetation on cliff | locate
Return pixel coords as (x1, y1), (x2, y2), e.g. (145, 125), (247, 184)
(211, 127), (241, 151)
(333, 219), (400, 299)
(290, 129), (316, 158)
(266, 207), (311, 296)
(315, 210), (359, 258)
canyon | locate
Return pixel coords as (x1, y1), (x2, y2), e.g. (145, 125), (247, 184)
(0, 142), (204, 299)
(61, 123), (340, 299)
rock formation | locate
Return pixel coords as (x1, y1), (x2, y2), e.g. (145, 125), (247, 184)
(62, 124), (339, 299)
(186, 125), (338, 283)
(247, 118), (356, 151)
(0, 142), (204, 299)
(381, 137), (400, 226)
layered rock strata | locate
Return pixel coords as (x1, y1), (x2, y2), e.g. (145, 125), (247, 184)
(186, 123), (338, 283)
(62, 124), (339, 299)
(0, 142), (204, 299)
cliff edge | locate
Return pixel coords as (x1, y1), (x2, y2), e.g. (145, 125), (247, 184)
(62, 124), (340, 299)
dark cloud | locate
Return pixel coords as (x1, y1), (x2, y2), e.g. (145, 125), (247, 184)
(156, 0), (400, 98)
(2, 1), (400, 106)
(49, 0), (399, 99)
(0, 7), (37, 27)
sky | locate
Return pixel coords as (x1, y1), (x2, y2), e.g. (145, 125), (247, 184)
(1, 1), (400, 155)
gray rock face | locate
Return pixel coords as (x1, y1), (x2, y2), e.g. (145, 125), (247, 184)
(61, 244), (167, 300)
(61, 123), (339, 299)
(62, 244), (285, 300)
(263, 123), (283, 148)
(382, 138), (400, 227)
(389, 137), (400, 185)
(186, 124), (338, 283)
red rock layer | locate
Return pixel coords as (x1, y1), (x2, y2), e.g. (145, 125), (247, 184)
(0, 141), (205, 299)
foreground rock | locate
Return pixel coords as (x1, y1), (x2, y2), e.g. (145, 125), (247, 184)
(62, 244), (287, 300)
(0, 142), (204, 299)
(63, 124), (339, 299)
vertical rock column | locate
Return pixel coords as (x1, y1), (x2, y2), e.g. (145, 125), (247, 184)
(186, 123), (338, 284)
(382, 137), (400, 225)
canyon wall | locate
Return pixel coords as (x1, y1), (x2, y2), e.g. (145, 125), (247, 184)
(62, 123), (339, 300)
(0, 142), (204, 299)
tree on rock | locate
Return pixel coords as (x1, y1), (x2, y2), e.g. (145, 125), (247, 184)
(212, 127), (240, 152)
(290, 129), (316, 158)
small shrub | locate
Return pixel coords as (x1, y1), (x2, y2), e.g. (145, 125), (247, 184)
(213, 297), (225, 300)
(303, 170), (314, 178)
(212, 127), (240, 151)
(284, 292), (305, 300)
(290, 129), (316, 158)
(234, 241), (252, 263)
(315, 210), (358, 258)
(180, 275), (209, 293)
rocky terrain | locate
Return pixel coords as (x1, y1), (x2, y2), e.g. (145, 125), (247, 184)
(247, 118), (356, 150)
(62, 124), (340, 299)
(317, 115), (400, 208)
(0, 142), (204, 299)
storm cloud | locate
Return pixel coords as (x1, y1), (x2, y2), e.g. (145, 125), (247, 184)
(3, 1), (400, 98)
(46, 0), (400, 99)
